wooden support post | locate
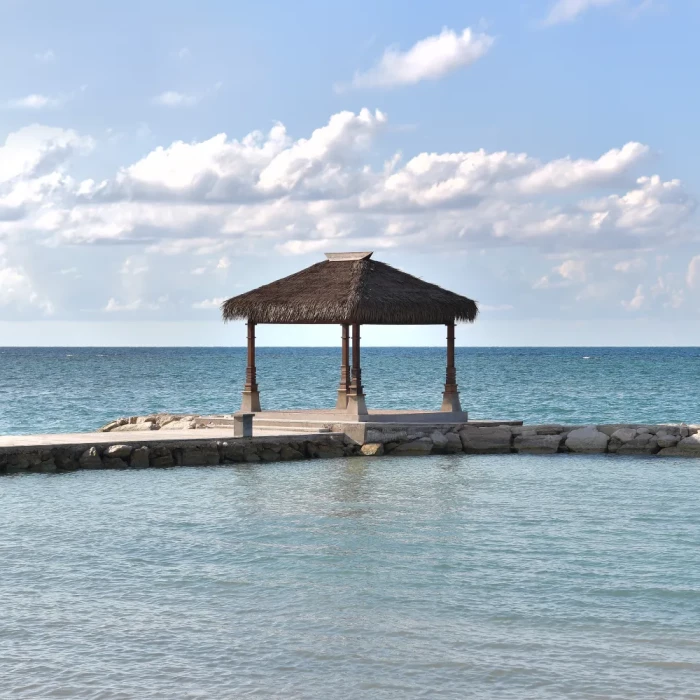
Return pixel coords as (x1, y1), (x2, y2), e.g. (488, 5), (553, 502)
(346, 322), (368, 416)
(335, 323), (350, 409)
(441, 321), (462, 413)
(241, 320), (261, 412)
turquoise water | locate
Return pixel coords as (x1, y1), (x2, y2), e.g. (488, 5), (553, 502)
(2, 454), (700, 698)
(2, 347), (700, 434)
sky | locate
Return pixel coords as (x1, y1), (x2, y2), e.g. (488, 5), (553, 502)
(0, 0), (699, 346)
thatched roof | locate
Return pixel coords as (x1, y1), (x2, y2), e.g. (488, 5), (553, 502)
(222, 252), (478, 325)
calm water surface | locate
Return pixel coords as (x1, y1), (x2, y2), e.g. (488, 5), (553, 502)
(2, 347), (700, 434)
(2, 454), (700, 698)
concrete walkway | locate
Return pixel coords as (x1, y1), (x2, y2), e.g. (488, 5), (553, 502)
(0, 429), (237, 449)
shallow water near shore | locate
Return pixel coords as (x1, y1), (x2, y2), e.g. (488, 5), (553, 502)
(2, 453), (700, 698)
(2, 346), (700, 435)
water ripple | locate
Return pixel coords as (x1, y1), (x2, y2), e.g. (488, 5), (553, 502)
(2, 454), (700, 698)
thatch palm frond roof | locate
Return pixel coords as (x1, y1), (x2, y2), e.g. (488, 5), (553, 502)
(221, 252), (478, 325)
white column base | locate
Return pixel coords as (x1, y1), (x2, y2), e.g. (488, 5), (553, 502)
(335, 390), (348, 409)
(346, 393), (368, 416)
(440, 391), (462, 413)
(240, 390), (261, 413)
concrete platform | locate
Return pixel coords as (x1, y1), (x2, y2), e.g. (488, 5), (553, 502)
(0, 410), (522, 450)
(253, 409), (473, 424)
(0, 429), (239, 449)
(204, 409), (523, 435)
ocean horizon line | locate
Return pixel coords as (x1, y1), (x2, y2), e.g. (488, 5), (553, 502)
(3, 345), (700, 350)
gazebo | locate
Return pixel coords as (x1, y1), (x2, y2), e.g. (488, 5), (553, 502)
(221, 252), (478, 419)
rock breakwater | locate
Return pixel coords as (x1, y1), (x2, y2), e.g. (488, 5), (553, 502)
(3, 422), (700, 475)
(0, 434), (352, 474)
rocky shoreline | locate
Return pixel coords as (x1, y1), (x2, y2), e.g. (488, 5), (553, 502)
(97, 414), (223, 432)
(361, 422), (700, 457)
(96, 413), (700, 457)
(3, 418), (700, 475)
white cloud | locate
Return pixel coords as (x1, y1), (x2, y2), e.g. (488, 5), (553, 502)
(187, 256), (230, 275)
(0, 261), (53, 313)
(34, 50), (56, 63)
(614, 257), (646, 273)
(543, 0), (621, 26)
(622, 284), (645, 310)
(480, 304), (514, 311)
(555, 259), (586, 282)
(516, 142), (648, 194)
(77, 108), (385, 209)
(0, 104), (693, 325)
(120, 256), (149, 275)
(5, 94), (62, 110)
(152, 91), (199, 107)
(650, 275), (684, 309)
(104, 297), (164, 312)
(0, 124), (93, 185)
(533, 259), (586, 289)
(177, 47), (191, 60)
(342, 27), (494, 90)
(0, 111), (694, 300)
(362, 141), (648, 210)
(192, 297), (225, 309)
(145, 238), (227, 256)
(580, 176), (696, 233)
(152, 83), (221, 108)
(687, 256), (700, 289)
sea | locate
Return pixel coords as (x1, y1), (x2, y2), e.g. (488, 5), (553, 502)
(2, 347), (700, 698)
(2, 346), (700, 434)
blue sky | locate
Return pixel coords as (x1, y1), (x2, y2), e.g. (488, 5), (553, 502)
(0, 0), (698, 346)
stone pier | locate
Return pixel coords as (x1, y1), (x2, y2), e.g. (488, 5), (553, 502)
(2, 420), (700, 475)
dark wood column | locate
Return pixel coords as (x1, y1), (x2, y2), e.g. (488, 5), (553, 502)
(240, 319), (261, 412)
(335, 323), (350, 409)
(346, 322), (368, 416)
(440, 321), (462, 413)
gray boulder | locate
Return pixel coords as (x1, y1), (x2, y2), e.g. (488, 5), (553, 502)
(565, 426), (609, 453)
(459, 426), (512, 454)
(445, 432), (463, 454)
(110, 421), (156, 433)
(178, 446), (220, 466)
(79, 446), (102, 469)
(161, 418), (196, 430)
(104, 444), (133, 459)
(389, 438), (434, 456)
(514, 433), (562, 454)
(149, 447), (174, 468)
(656, 432), (679, 449)
(617, 434), (658, 455)
(103, 457), (129, 469)
(280, 445), (305, 460)
(611, 428), (637, 443)
(430, 431), (449, 453)
(130, 446), (150, 468)
(659, 434), (700, 457)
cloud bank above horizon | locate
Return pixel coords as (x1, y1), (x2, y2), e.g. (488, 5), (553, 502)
(0, 0), (696, 343)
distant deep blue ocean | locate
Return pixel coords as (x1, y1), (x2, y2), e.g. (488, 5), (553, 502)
(2, 346), (700, 434)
